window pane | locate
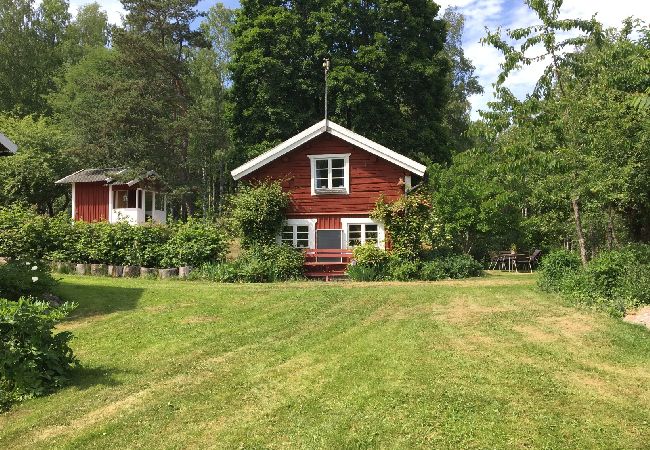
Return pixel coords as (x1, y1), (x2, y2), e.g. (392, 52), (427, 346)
(332, 178), (344, 188)
(365, 225), (377, 233)
(296, 239), (309, 248)
(331, 168), (344, 178)
(316, 159), (328, 170)
(297, 226), (308, 233)
(331, 158), (344, 168)
(114, 191), (128, 209)
(316, 168), (329, 178)
(349, 225), (362, 232)
(283, 226), (293, 233)
(316, 178), (329, 189)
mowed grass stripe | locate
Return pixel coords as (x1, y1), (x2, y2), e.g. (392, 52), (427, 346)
(0, 273), (648, 449)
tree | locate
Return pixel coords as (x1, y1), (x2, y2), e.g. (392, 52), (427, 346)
(229, 0), (451, 164)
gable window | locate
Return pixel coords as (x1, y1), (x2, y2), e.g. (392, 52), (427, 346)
(278, 219), (316, 249)
(341, 218), (385, 249)
(308, 154), (350, 195)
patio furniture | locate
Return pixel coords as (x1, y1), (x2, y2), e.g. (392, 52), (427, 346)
(514, 249), (542, 272)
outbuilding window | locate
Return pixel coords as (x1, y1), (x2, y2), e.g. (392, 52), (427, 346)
(308, 154), (350, 195)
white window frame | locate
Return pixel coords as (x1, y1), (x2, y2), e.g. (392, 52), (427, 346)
(341, 218), (385, 249)
(278, 218), (317, 249)
(308, 153), (350, 195)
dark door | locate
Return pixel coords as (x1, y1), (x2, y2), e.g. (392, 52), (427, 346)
(317, 229), (342, 262)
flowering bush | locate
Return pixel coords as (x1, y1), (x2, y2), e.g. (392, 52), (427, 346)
(0, 298), (77, 410)
(0, 259), (57, 301)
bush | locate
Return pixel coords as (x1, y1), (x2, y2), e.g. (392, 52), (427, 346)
(388, 258), (421, 281)
(420, 260), (447, 281)
(537, 250), (582, 292)
(0, 298), (78, 411)
(439, 254), (484, 279)
(0, 260), (57, 301)
(191, 244), (304, 283)
(161, 220), (227, 267)
(539, 245), (650, 316)
(347, 264), (385, 281)
(229, 181), (290, 248)
(352, 243), (390, 268)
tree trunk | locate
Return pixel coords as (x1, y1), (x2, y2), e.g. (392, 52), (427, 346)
(607, 207), (617, 249)
(572, 197), (588, 266)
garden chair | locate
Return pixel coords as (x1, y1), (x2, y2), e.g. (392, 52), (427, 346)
(515, 249), (542, 272)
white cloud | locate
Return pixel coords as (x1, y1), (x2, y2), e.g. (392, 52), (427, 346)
(69, 0), (125, 24)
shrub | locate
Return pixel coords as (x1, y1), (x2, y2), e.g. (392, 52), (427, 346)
(440, 254), (484, 279)
(347, 264), (385, 281)
(229, 181), (290, 248)
(352, 243), (389, 268)
(537, 250), (582, 292)
(0, 298), (78, 411)
(0, 260), (57, 301)
(420, 260), (447, 281)
(161, 220), (227, 267)
(0, 205), (55, 258)
(387, 258), (421, 281)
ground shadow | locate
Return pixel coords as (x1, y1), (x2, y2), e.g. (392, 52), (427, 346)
(68, 365), (132, 391)
(55, 281), (145, 320)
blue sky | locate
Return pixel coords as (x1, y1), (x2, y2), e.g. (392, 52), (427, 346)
(76, 1), (648, 119)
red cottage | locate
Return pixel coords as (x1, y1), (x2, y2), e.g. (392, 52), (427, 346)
(55, 168), (167, 225)
(231, 120), (426, 278)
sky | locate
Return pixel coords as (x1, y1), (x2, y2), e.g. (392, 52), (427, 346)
(69, 0), (648, 119)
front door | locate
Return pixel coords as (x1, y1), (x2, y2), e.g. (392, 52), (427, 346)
(317, 229), (342, 262)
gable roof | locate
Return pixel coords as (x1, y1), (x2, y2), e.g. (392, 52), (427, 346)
(231, 120), (427, 180)
(55, 168), (161, 187)
(0, 132), (17, 155)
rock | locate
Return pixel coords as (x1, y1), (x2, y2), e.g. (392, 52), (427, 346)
(41, 292), (62, 307)
(178, 266), (192, 278)
(75, 263), (90, 275)
(54, 261), (73, 274)
(159, 268), (178, 279)
(108, 265), (124, 277)
(123, 265), (141, 278)
(90, 264), (108, 276)
(140, 267), (157, 278)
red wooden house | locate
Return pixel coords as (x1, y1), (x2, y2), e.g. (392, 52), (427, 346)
(55, 168), (167, 225)
(231, 119), (426, 278)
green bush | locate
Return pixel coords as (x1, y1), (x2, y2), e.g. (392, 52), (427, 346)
(0, 260), (57, 301)
(161, 220), (226, 267)
(537, 250), (582, 292)
(191, 244), (304, 283)
(420, 260), (447, 281)
(229, 181), (290, 248)
(387, 258), (421, 281)
(0, 298), (78, 411)
(352, 243), (389, 268)
(347, 264), (385, 281)
(440, 254), (484, 279)
(539, 245), (650, 316)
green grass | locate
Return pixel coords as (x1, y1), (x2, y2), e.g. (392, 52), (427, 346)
(1, 273), (649, 449)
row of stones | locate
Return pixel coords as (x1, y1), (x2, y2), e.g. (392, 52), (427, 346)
(51, 262), (192, 279)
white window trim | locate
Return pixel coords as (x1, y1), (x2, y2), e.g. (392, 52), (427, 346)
(278, 218), (317, 249)
(308, 153), (350, 195)
(341, 218), (385, 249)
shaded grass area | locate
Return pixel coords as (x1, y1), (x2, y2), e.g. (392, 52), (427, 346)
(1, 273), (649, 449)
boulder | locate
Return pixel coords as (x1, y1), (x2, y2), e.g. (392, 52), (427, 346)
(178, 266), (192, 279)
(159, 268), (178, 279)
(75, 263), (90, 275)
(140, 267), (157, 278)
(123, 265), (141, 278)
(108, 265), (124, 277)
(90, 264), (108, 276)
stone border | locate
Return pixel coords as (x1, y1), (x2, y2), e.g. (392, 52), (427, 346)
(50, 261), (193, 280)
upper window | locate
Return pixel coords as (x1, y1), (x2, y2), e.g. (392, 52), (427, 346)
(309, 154), (350, 195)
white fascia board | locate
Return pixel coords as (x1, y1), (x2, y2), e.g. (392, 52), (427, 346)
(327, 122), (427, 177)
(0, 133), (17, 154)
(230, 119), (427, 180)
(231, 121), (327, 180)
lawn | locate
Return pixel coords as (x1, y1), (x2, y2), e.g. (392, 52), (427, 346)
(1, 273), (649, 449)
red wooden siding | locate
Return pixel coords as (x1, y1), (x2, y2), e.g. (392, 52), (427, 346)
(75, 182), (109, 222)
(245, 133), (408, 215)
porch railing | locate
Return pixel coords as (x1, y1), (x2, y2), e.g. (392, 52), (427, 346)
(303, 249), (354, 266)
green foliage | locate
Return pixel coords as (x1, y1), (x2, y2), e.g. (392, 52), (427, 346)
(387, 259), (421, 282)
(161, 220), (226, 268)
(191, 244), (304, 283)
(229, 0), (451, 164)
(0, 298), (77, 410)
(351, 243), (389, 269)
(346, 264), (385, 282)
(0, 260), (57, 301)
(229, 181), (290, 248)
(371, 194), (449, 260)
(539, 245), (650, 315)
(420, 260), (447, 281)
(438, 254), (484, 279)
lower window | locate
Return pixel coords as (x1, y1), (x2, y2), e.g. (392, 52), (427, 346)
(282, 224), (310, 248)
(347, 223), (379, 247)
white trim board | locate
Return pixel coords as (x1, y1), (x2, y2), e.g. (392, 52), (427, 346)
(0, 133), (17, 154)
(231, 120), (426, 180)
